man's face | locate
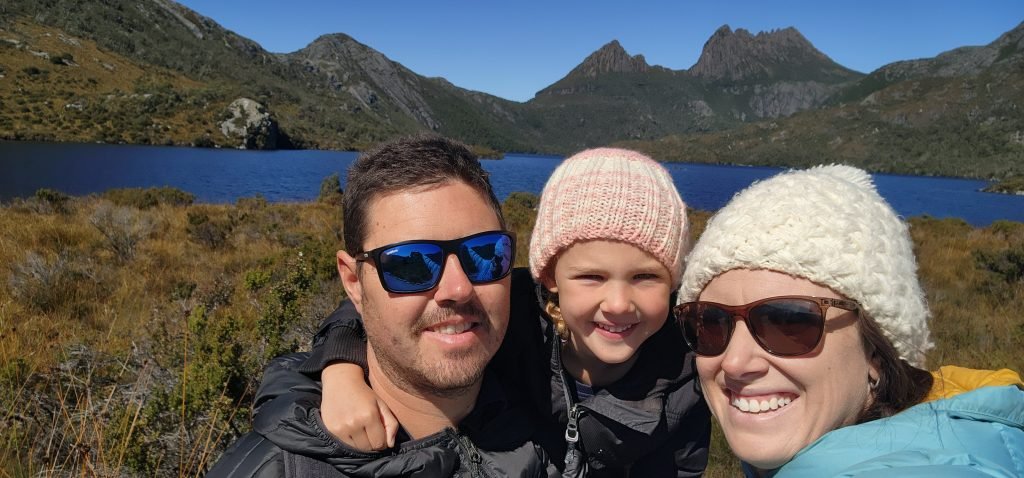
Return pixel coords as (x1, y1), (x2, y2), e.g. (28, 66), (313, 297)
(339, 180), (510, 396)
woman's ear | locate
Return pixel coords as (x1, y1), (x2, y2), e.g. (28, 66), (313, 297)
(868, 353), (882, 392)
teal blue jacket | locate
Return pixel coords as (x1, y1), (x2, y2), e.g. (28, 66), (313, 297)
(756, 385), (1024, 477)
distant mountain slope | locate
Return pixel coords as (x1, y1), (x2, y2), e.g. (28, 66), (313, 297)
(285, 34), (536, 152)
(2, 0), (1021, 177)
(830, 20), (1024, 104)
(619, 22), (1024, 179)
(1, 0), (409, 149)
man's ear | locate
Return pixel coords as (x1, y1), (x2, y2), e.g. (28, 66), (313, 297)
(338, 250), (365, 313)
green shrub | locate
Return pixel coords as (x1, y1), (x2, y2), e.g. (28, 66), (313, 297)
(21, 66), (44, 76)
(121, 306), (252, 475)
(975, 246), (1024, 284)
(257, 252), (316, 360)
(502, 192), (539, 267)
(244, 268), (272, 292)
(187, 210), (233, 249)
(236, 194), (268, 210)
(318, 173), (343, 205)
(192, 134), (216, 148)
(103, 186), (195, 209)
(34, 188), (72, 214)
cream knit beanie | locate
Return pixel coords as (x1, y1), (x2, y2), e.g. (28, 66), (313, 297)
(529, 148), (688, 287)
(677, 165), (933, 367)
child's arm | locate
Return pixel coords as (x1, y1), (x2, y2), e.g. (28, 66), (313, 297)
(255, 301), (398, 451)
(321, 361), (398, 450)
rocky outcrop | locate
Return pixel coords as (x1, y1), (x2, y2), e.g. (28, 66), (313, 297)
(219, 98), (281, 150)
(289, 34), (439, 129)
(747, 81), (843, 118)
(150, 0), (205, 39)
(690, 25), (859, 84)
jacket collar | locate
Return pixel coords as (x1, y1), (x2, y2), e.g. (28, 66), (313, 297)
(546, 315), (694, 436)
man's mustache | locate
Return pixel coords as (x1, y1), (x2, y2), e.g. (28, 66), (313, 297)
(415, 302), (489, 331)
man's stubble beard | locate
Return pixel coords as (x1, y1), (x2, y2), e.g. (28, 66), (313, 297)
(367, 301), (502, 399)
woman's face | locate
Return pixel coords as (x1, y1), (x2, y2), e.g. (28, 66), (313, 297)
(695, 269), (877, 471)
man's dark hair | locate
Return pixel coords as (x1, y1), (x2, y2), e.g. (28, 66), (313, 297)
(343, 134), (505, 252)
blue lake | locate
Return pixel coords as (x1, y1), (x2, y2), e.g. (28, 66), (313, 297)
(1, 141), (1022, 227)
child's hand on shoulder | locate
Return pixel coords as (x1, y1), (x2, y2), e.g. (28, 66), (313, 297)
(321, 362), (398, 451)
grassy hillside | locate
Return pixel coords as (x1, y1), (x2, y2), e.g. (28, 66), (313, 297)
(619, 66), (1024, 179)
(0, 20), (235, 146)
(1, 186), (1021, 476)
(0, 0), (405, 150)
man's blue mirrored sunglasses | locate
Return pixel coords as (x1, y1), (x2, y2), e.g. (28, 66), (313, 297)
(355, 231), (516, 294)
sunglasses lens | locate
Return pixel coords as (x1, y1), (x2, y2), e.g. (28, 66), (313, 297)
(457, 232), (514, 283)
(748, 299), (825, 356)
(378, 243), (444, 293)
(679, 304), (733, 356)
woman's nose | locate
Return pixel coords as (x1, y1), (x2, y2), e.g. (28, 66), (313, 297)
(719, 319), (771, 380)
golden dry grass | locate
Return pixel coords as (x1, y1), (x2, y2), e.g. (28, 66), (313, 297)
(0, 197), (1020, 476)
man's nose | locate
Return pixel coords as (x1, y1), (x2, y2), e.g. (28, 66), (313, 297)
(433, 254), (474, 304)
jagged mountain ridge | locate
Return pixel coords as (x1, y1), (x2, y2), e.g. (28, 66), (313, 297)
(690, 25), (860, 83)
(527, 26), (864, 151)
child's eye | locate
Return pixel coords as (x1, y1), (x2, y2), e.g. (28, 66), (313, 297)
(573, 274), (604, 282)
(634, 273), (662, 281)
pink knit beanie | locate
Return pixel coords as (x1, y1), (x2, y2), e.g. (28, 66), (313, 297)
(529, 148), (688, 287)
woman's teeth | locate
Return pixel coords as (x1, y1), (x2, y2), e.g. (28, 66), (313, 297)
(731, 396), (792, 413)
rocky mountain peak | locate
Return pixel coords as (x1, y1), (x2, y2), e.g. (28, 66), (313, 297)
(297, 33), (367, 60)
(287, 32), (441, 129)
(568, 40), (651, 78)
(690, 25), (849, 83)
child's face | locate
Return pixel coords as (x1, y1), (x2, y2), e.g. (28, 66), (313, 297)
(544, 240), (672, 384)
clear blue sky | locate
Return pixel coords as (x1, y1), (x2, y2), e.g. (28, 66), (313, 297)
(176, 1), (1023, 103)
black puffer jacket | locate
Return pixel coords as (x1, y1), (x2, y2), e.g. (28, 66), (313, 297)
(206, 352), (559, 477)
(297, 268), (711, 477)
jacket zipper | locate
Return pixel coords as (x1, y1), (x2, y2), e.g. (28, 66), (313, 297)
(551, 326), (587, 476)
(454, 430), (490, 478)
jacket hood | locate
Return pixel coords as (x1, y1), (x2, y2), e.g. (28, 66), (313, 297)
(926, 365), (1024, 401)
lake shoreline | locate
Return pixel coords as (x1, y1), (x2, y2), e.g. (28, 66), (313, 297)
(2, 141), (1023, 226)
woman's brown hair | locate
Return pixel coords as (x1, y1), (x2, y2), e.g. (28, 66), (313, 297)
(856, 312), (933, 423)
